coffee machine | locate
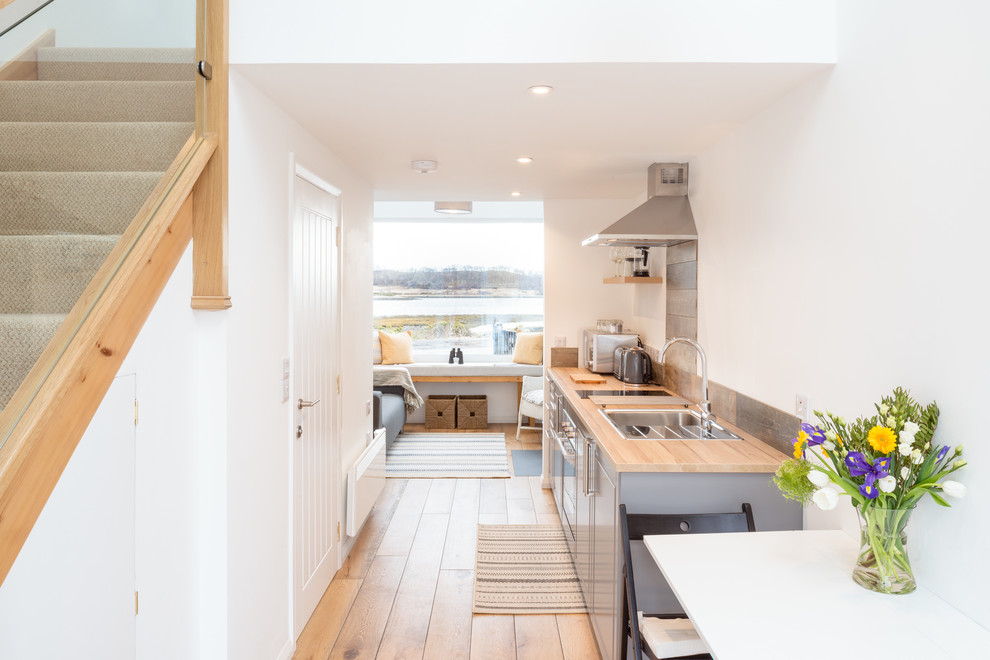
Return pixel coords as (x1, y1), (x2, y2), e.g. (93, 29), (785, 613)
(631, 247), (650, 277)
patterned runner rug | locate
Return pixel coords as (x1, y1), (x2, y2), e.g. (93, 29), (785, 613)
(385, 433), (510, 478)
(472, 524), (587, 614)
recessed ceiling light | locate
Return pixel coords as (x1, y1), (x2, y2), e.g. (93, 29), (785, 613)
(434, 201), (473, 215)
(510, 191), (521, 197)
(516, 156), (534, 164)
(529, 85), (553, 95)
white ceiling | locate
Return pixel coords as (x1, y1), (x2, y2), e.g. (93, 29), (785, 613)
(236, 62), (830, 201)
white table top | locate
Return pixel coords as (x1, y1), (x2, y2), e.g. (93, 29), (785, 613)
(643, 530), (990, 660)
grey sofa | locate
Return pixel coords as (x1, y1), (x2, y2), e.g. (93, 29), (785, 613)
(373, 385), (406, 450)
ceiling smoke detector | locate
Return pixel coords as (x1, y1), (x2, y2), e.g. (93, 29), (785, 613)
(434, 202), (473, 215)
(411, 160), (438, 174)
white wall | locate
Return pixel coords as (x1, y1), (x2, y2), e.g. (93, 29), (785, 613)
(689, 0), (990, 627)
(544, 199), (638, 357)
(0, 247), (209, 659)
(227, 67), (374, 660)
(230, 0), (835, 64)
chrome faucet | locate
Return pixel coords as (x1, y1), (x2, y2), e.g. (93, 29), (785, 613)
(659, 337), (715, 432)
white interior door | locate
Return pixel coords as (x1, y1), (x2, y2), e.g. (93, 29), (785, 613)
(292, 175), (341, 637)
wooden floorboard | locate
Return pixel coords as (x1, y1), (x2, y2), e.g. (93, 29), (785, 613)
(470, 614), (517, 660)
(376, 513), (450, 660)
(441, 478), (481, 570)
(422, 569), (474, 660)
(292, 577), (362, 660)
(327, 555), (407, 660)
(556, 614), (602, 660)
(423, 478), (457, 514)
(337, 479), (407, 578)
(506, 495), (538, 524)
(300, 426), (592, 660)
(478, 513), (508, 525)
(479, 479), (507, 515)
(515, 615), (565, 660)
(377, 479), (431, 556)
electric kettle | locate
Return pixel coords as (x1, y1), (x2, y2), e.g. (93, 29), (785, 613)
(618, 347), (652, 386)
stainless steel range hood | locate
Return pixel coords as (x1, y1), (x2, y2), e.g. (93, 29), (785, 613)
(582, 163), (697, 247)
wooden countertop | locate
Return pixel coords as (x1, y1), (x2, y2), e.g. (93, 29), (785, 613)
(549, 367), (789, 474)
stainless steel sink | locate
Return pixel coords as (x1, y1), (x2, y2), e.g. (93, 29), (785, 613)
(601, 408), (742, 441)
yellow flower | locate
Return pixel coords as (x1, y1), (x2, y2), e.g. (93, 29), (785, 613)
(868, 426), (897, 454)
(793, 431), (809, 459)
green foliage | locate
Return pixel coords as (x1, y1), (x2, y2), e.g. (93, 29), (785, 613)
(774, 459), (816, 504)
(374, 267), (544, 293)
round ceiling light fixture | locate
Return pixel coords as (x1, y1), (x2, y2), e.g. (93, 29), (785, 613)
(516, 156), (534, 164)
(528, 85), (553, 95)
(434, 201), (473, 215)
(510, 191), (521, 197)
(411, 160), (438, 174)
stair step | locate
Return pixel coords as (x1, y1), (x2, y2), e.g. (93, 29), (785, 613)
(0, 235), (119, 314)
(0, 313), (66, 410)
(0, 122), (193, 172)
(0, 172), (162, 236)
(0, 81), (195, 122)
(36, 47), (196, 81)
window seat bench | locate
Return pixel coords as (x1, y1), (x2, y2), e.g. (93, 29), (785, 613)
(403, 362), (543, 400)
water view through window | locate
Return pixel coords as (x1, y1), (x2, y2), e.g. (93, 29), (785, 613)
(373, 204), (544, 361)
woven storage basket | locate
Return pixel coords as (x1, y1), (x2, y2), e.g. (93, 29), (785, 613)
(424, 394), (457, 430)
(456, 395), (488, 430)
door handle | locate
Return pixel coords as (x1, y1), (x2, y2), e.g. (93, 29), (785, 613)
(298, 398), (320, 409)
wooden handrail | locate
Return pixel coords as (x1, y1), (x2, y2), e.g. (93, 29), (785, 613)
(0, 134), (218, 587)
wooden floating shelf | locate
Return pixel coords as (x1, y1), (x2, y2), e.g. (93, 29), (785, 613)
(603, 277), (663, 284)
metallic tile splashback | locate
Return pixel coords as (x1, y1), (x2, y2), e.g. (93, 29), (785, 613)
(641, 348), (800, 457)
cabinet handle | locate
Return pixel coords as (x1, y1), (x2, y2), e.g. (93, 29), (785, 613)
(586, 438), (597, 496)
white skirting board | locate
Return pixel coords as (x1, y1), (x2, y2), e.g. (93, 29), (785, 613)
(346, 428), (386, 537)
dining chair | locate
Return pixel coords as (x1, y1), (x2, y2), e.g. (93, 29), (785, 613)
(619, 503), (756, 660)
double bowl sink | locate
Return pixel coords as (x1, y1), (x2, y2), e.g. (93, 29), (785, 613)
(600, 408), (742, 441)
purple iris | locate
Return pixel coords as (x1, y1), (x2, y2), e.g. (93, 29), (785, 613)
(846, 452), (890, 500)
(802, 423), (827, 447)
(937, 445), (949, 461)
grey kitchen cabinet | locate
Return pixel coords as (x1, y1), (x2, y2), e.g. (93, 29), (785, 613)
(548, 428), (563, 516)
(591, 446), (618, 660)
(576, 435), (594, 604)
(570, 442), (801, 660)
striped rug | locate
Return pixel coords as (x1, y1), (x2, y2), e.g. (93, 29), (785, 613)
(385, 433), (510, 478)
(472, 524), (587, 614)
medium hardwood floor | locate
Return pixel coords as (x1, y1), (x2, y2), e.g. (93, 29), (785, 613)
(292, 423), (601, 660)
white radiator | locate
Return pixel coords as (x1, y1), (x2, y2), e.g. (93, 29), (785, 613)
(346, 428), (386, 537)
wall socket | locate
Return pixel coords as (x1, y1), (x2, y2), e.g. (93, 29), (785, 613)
(795, 392), (809, 422)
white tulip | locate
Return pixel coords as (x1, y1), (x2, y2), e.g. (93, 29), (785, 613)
(878, 475), (897, 493)
(942, 480), (967, 499)
(902, 421), (920, 435)
(898, 442), (914, 457)
(912, 449), (924, 465)
(807, 470), (831, 488)
(900, 466), (911, 480)
(812, 487), (840, 511)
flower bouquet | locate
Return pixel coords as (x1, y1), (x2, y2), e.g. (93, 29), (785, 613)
(774, 387), (967, 594)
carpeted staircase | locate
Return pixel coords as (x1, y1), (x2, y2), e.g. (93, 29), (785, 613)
(0, 47), (195, 415)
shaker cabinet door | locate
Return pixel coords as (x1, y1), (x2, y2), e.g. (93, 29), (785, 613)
(592, 456), (618, 660)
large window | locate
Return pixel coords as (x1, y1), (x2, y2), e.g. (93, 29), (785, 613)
(374, 202), (544, 362)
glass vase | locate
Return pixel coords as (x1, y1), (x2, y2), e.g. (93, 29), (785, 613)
(852, 506), (916, 595)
